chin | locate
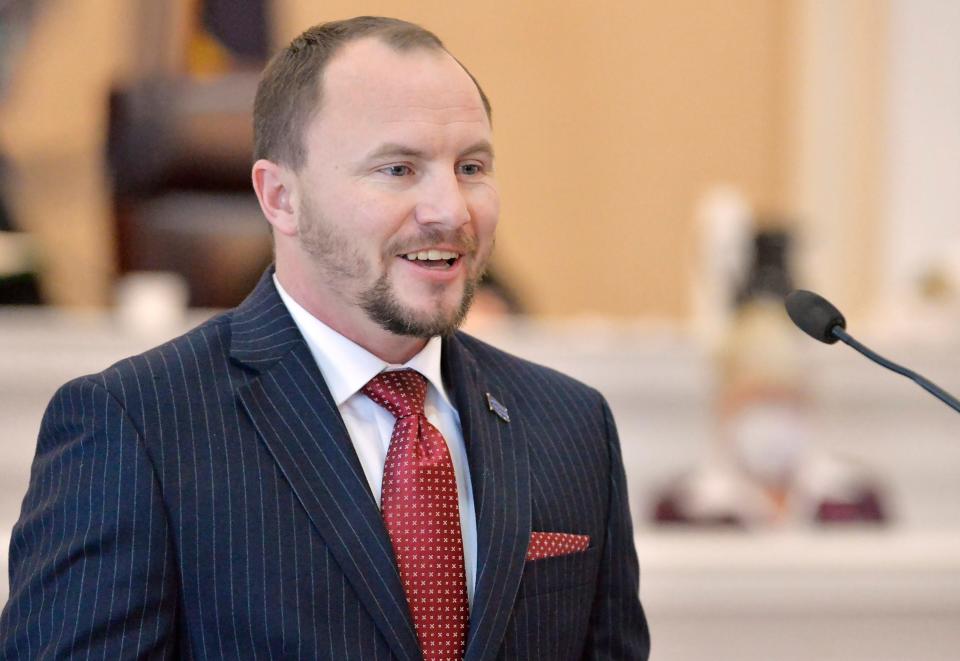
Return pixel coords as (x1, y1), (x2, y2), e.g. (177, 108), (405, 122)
(400, 302), (467, 335)
(363, 285), (475, 338)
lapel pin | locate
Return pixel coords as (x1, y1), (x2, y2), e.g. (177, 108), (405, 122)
(485, 393), (510, 423)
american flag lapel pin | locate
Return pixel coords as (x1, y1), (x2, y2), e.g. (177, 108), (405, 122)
(485, 393), (510, 423)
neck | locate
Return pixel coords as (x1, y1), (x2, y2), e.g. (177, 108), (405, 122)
(275, 262), (429, 365)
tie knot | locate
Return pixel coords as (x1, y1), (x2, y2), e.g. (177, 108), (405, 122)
(361, 369), (427, 419)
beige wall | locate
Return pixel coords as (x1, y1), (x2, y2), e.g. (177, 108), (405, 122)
(6, 1), (876, 319)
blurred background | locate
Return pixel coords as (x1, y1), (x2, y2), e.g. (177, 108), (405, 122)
(2, 1), (960, 659)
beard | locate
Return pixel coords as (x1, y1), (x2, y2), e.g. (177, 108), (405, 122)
(359, 267), (480, 337)
(298, 194), (488, 338)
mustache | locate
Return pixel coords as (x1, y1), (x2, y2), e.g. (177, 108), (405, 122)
(387, 228), (477, 255)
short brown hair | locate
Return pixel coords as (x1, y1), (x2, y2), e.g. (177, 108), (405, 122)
(253, 16), (492, 170)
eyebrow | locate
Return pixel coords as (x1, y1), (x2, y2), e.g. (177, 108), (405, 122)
(461, 140), (495, 160)
(364, 140), (495, 162)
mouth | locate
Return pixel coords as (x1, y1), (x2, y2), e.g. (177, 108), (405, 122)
(397, 249), (462, 271)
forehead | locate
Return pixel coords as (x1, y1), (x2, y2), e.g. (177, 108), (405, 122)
(308, 37), (490, 151)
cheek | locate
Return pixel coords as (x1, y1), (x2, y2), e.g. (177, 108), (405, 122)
(354, 190), (417, 237)
(469, 186), (500, 237)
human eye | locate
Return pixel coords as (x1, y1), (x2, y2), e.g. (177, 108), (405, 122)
(378, 164), (414, 177)
(457, 161), (485, 177)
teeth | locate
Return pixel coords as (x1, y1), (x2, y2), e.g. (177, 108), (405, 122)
(403, 250), (459, 261)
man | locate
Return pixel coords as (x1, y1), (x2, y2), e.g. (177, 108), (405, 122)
(1, 16), (649, 660)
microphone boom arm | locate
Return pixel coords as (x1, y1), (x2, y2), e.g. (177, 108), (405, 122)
(831, 326), (960, 414)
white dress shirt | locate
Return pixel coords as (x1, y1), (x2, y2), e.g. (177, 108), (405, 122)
(273, 276), (478, 605)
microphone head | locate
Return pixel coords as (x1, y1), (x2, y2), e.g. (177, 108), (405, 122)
(784, 290), (846, 344)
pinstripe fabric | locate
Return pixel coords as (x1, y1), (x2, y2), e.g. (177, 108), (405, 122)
(1, 268), (649, 660)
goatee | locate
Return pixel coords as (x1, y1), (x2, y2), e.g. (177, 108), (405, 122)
(359, 270), (481, 338)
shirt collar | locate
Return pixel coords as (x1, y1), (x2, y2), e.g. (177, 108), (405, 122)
(273, 274), (453, 409)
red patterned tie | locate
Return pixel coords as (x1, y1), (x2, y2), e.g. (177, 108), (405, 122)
(362, 369), (469, 661)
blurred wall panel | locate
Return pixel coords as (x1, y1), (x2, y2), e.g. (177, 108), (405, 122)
(787, 0), (886, 321)
(129, 0), (192, 77)
(884, 0), (960, 303)
(0, 0), (138, 306)
(274, 0), (793, 318)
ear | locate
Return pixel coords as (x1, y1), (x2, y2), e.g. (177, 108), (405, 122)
(252, 158), (298, 236)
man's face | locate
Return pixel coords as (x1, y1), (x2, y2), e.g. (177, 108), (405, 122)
(292, 38), (499, 338)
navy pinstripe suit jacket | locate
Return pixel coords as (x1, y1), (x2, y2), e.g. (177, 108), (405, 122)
(1, 270), (649, 659)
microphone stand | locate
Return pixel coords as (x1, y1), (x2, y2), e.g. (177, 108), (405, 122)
(831, 326), (960, 414)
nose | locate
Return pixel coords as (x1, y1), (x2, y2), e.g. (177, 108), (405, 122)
(414, 171), (471, 228)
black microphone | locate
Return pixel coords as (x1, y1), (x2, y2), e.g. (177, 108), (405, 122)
(785, 290), (960, 414)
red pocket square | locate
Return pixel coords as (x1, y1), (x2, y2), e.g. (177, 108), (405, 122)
(526, 531), (590, 561)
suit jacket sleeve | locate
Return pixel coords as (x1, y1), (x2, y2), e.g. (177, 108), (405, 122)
(582, 397), (651, 659)
(0, 376), (177, 659)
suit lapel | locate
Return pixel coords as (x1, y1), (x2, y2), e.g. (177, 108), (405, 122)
(231, 271), (421, 661)
(444, 335), (531, 661)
